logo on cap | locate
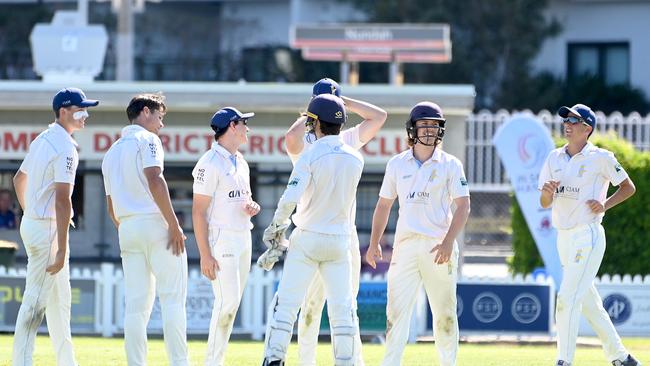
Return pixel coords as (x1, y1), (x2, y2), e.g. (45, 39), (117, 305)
(335, 111), (343, 119)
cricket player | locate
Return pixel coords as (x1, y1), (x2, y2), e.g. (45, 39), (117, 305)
(101, 93), (189, 366)
(192, 107), (261, 365)
(539, 104), (640, 366)
(366, 102), (470, 366)
(260, 94), (363, 366)
(272, 77), (386, 366)
(12, 87), (98, 366)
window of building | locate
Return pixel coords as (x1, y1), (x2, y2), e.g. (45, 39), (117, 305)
(568, 42), (630, 85)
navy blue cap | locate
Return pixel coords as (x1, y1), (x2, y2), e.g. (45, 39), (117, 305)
(210, 107), (255, 129)
(312, 78), (341, 97)
(558, 104), (597, 128)
(409, 101), (445, 122)
(52, 87), (99, 111)
(306, 94), (346, 125)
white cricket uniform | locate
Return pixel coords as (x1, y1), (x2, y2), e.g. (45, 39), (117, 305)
(538, 142), (629, 363)
(12, 123), (79, 366)
(101, 124), (189, 366)
(264, 135), (363, 365)
(192, 142), (254, 366)
(379, 148), (469, 366)
(286, 127), (366, 366)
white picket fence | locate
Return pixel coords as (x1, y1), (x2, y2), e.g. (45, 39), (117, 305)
(466, 110), (650, 191)
(2, 264), (650, 338)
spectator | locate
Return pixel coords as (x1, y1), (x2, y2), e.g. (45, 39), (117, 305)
(0, 189), (17, 229)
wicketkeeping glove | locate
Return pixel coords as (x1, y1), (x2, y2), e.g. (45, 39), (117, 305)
(257, 245), (288, 271)
(262, 219), (290, 249)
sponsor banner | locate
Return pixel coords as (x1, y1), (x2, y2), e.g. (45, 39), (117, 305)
(426, 283), (553, 333)
(492, 114), (562, 286)
(0, 277), (96, 333)
(143, 277), (220, 334)
(579, 284), (650, 336)
(0, 126), (405, 164)
(320, 281), (388, 333)
(116, 277), (222, 334)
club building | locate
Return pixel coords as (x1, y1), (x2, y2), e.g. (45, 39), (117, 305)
(0, 81), (475, 263)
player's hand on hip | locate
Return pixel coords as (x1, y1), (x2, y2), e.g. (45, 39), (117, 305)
(586, 199), (605, 213)
(200, 254), (220, 281)
(46, 250), (66, 275)
(365, 244), (383, 269)
(168, 225), (187, 256)
(542, 180), (560, 196)
(430, 240), (453, 264)
(243, 200), (261, 217)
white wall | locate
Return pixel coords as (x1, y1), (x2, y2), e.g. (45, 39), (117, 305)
(533, 0), (650, 96)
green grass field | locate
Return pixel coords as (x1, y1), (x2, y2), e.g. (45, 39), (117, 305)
(0, 335), (648, 365)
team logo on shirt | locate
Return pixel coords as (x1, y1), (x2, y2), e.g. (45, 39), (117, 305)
(228, 189), (250, 199)
(555, 185), (580, 200)
(406, 191), (430, 204)
(577, 165), (587, 178)
(574, 249), (583, 263)
(288, 178), (300, 187)
(460, 177), (468, 186)
(615, 163), (623, 173)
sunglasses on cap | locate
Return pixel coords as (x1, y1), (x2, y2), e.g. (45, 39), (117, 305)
(562, 116), (590, 126)
(235, 119), (248, 125)
(305, 111), (318, 121)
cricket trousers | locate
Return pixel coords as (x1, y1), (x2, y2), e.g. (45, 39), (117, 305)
(205, 228), (252, 366)
(555, 223), (628, 363)
(382, 233), (459, 366)
(12, 217), (77, 366)
(264, 228), (359, 365)
(297, 231), (364, 366)
(119, 214), (189, 366)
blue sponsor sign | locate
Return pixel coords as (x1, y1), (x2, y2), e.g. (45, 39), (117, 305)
(427, 283), (553, 333)
(321, 281), (388, 332)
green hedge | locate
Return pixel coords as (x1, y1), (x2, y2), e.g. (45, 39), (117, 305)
(509, 132), (650, 275)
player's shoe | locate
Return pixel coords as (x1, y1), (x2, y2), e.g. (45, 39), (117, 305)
(613, 354), (642, 366)
(556, 361), (571, 366)
(262, 358), (285, 366)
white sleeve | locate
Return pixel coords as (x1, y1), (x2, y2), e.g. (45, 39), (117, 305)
(192, 156), (218, 197)
(278, 153), (311, 205)
(448, 159), (470, 199)
(53, 147), (78, 184)
(378, 159), (397, 199)
(600, 151), (628, 186)
(537, 153), (553, 190)
(19, 151), (32, 173)
(341, 125), (364, 150)
(141, 134), (164, 169)
(101, 159), (111, 196)
(287, 134), (308, 165)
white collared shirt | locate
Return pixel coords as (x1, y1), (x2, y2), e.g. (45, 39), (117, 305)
(101, 124), (165, 219)
(192, 142), (253, 231)
(279, 135), (364, 235)
(538, 142), (628, 230)
(287, 125), (363, 228)
(286, 125), (363, 164)
(19, 123), (79, 220)
(379, 148), (469, 241)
